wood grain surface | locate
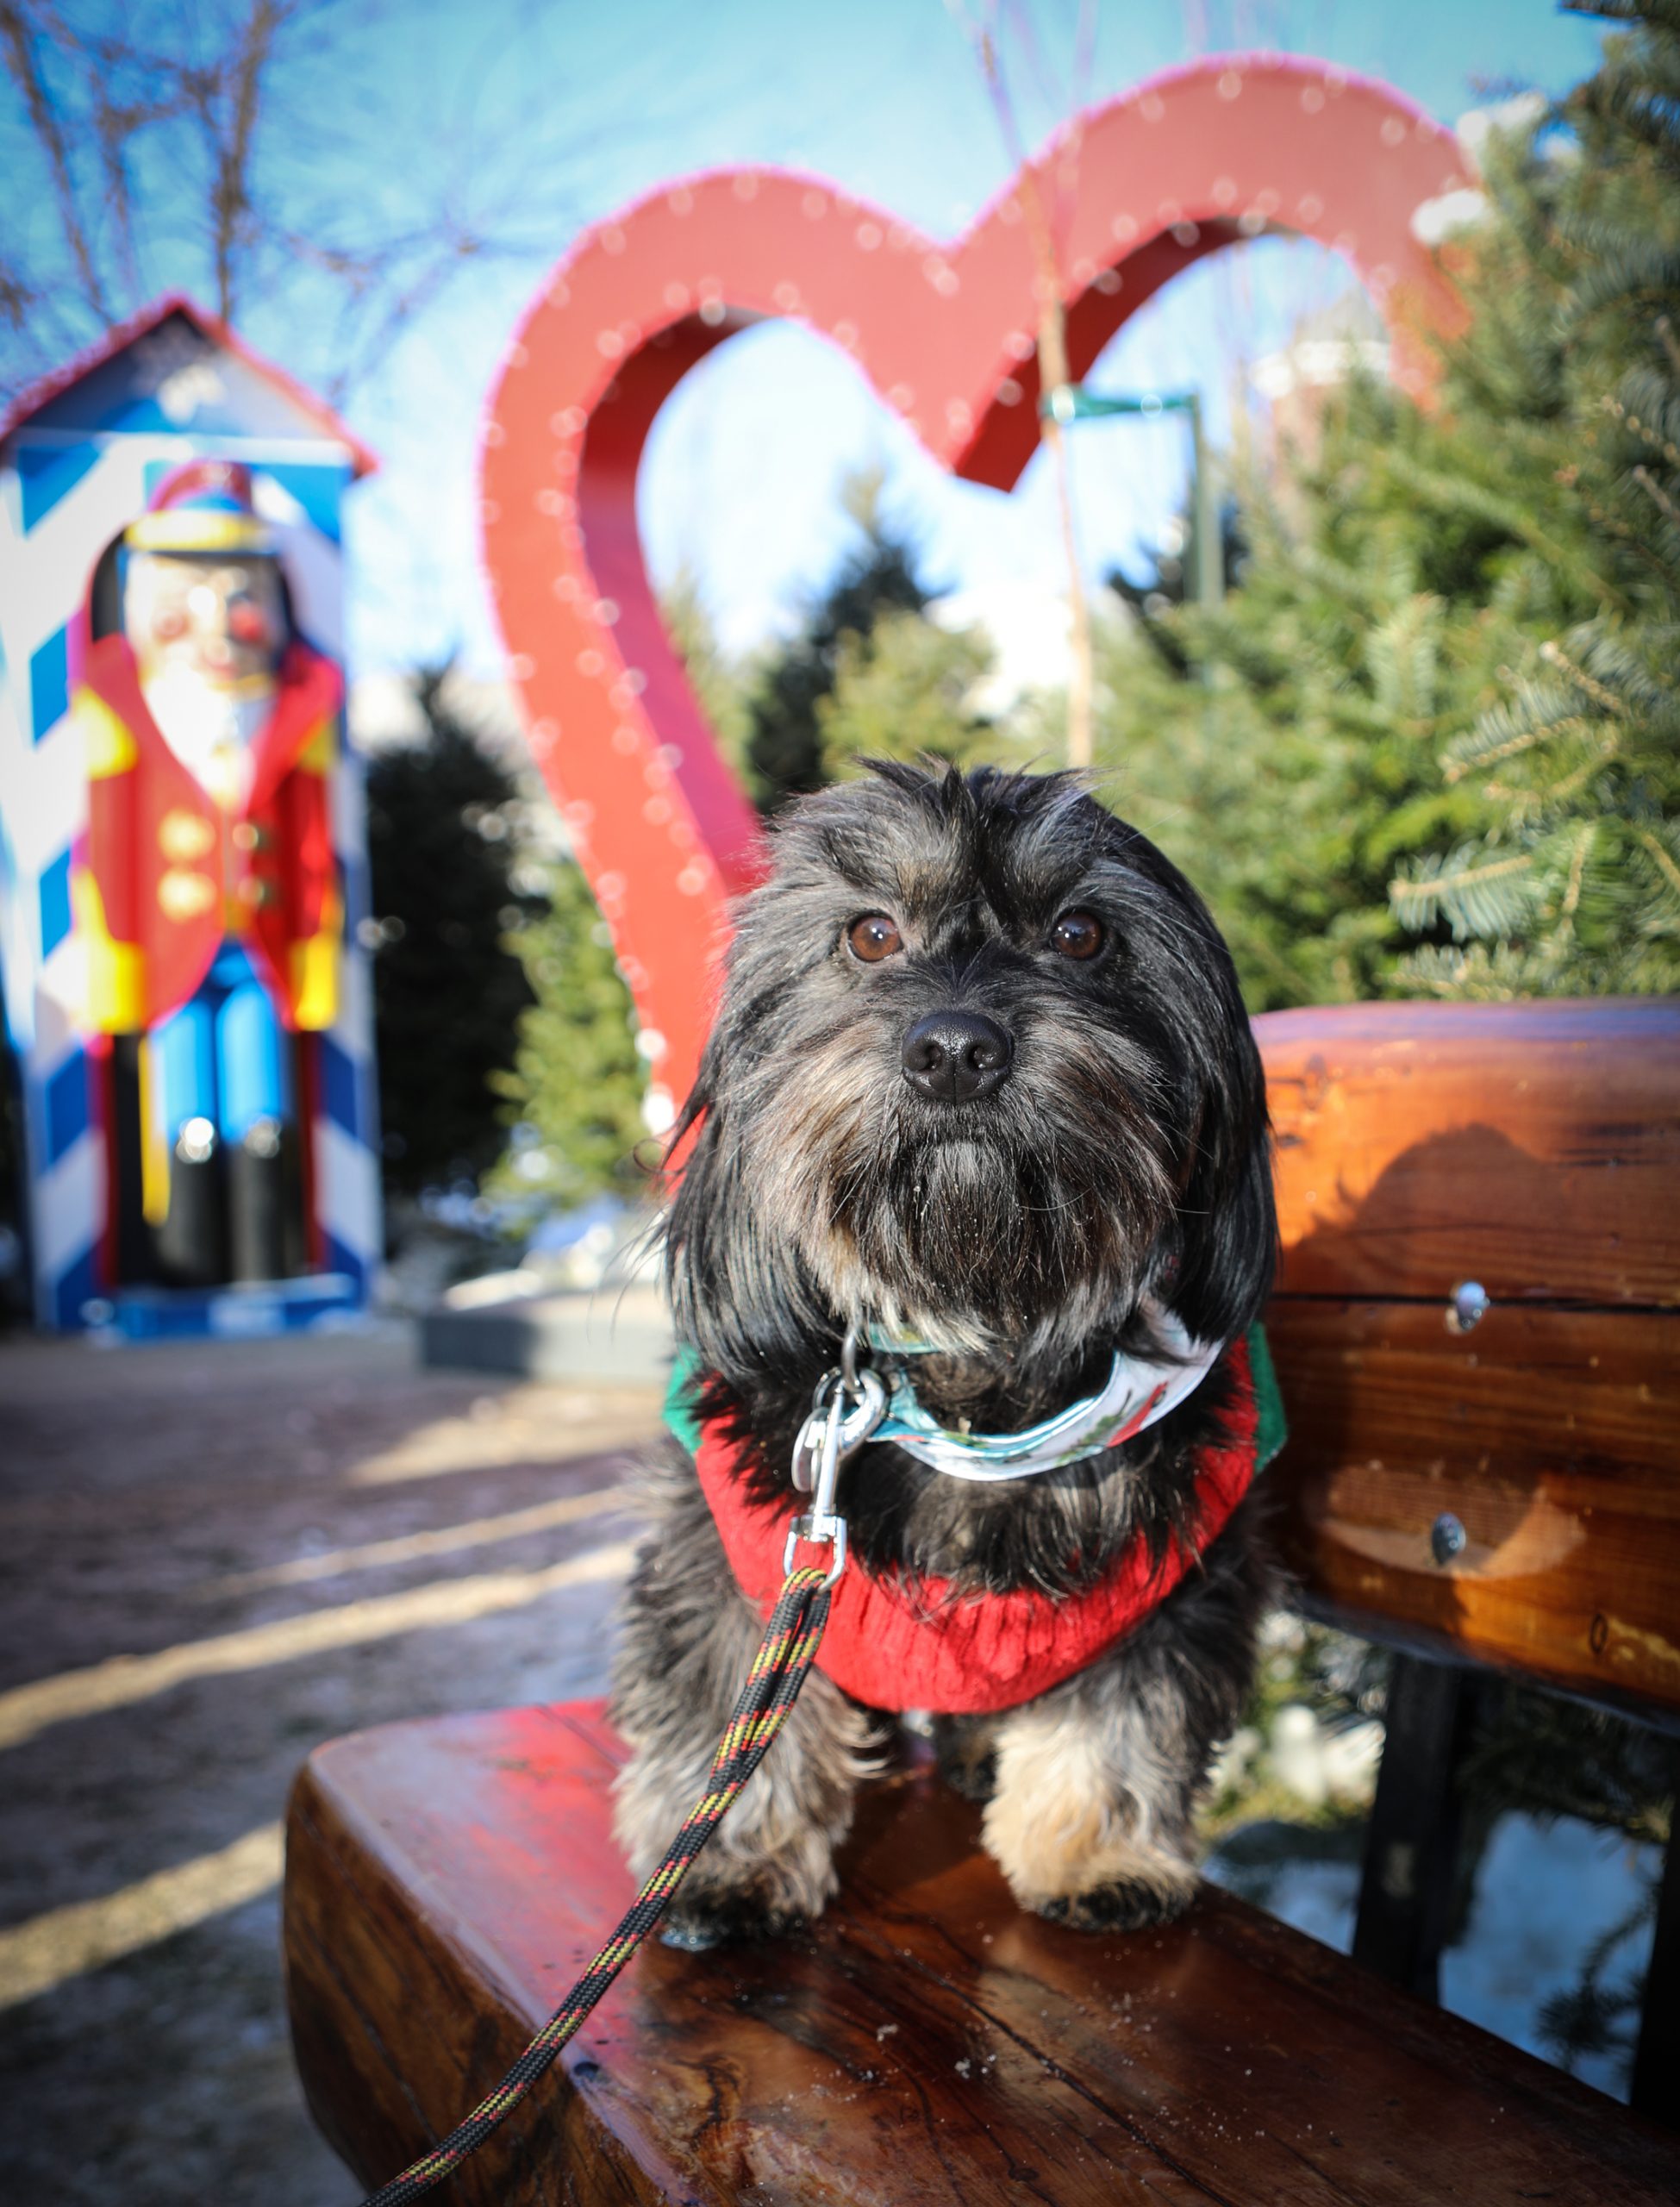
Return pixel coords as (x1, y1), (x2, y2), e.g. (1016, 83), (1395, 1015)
(1262, 1299), (1680, 1717)
(1254, 998), (1680, 1307)
(1253, 997), (1680, 1718)
(284, 1699), (1680, 2207)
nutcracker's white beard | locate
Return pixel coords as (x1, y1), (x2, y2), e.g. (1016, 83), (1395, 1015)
(141, 663), (274, 810)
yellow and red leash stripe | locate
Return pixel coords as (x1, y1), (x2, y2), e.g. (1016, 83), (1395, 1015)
(359, 1564), (835, 2207)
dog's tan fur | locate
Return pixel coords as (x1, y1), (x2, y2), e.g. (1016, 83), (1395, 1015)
(982, 1679), (1200, 1922)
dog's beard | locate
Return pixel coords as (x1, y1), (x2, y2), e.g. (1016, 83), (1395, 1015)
(745, 1011), (1179, 1359)
(667, 768), (1275, 1399)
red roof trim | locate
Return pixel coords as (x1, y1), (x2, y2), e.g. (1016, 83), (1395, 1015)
(0, 291), (378, 478)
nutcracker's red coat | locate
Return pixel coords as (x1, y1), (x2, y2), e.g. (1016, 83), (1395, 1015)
(77, 632), (341, 1032)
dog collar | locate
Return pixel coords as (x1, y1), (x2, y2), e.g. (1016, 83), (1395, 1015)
(670, 1329), (1286, 1716)
(865, 1304), (1223, 1482)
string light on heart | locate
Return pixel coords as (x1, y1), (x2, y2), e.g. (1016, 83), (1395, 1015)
(478, 53), (1475, 1121)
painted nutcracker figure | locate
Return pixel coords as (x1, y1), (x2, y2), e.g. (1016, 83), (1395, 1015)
(72, 460), (342, 1286)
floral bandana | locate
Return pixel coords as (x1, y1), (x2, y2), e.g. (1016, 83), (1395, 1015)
(866, 1303), (1225, 1482)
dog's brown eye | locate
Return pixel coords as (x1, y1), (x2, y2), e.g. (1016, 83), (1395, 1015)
(1051, 910), (1105, 960)
(846, 913), (903, 963)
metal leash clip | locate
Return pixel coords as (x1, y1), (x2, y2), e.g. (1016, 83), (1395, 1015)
(785, 1326), (886, 1588)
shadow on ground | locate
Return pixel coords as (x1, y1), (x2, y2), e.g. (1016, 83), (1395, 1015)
(0, 1323), (659, 2206)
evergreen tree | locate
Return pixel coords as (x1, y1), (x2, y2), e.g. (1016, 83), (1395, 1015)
(743, 475), (929, 809)
(365, 673), (535, 1198)
(661, 566), (754, 789)
(1091, 382), (1495, 1009)
(487, 858), (649, 1207)
(816, 610), (1002, 779)
(1094, 1), (1678, 1006)
(465, 566), (724, 1208)
(1107, 495), (1248, 643)
(1388, 0), (1680, 995)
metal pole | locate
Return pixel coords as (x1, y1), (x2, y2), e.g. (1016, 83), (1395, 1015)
(1190, 394), (1224, 610)
(1043, 385), (1221, 609)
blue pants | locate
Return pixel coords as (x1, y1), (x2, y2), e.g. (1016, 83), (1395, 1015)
(151, 943), (291, 1149)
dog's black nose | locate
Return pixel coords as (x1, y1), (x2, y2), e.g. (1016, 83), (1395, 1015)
(901, 1010), (1013, 1103)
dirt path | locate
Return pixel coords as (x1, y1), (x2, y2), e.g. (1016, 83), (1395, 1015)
(0, 1323), (659, 2205)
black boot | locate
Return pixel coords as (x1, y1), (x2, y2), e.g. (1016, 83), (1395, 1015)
(156, 1116), (228, 1287)
(228, 1116), (290, 1283)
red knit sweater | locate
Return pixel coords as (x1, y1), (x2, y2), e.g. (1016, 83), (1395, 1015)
(684, 1335), (1276, 1716)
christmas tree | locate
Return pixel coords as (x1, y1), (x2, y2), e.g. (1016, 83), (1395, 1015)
(487, 855), (649, 1208)
(365, 672), (535, 1200)
(660, 565), (754, 789)
(817, 607), (1002, 780)
(1389, 0), (1680, 995)
(742, 473), (931, 809)
(1096, 0), (1677, 1006)
(480, 583), (743, 1207)
(1091, 376), (1494, 1010)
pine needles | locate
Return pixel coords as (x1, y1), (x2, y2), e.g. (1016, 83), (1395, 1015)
(1099, 3), (1678, 1007)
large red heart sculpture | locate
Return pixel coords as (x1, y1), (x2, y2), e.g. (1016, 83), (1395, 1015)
(480, 53), (1473, 1117)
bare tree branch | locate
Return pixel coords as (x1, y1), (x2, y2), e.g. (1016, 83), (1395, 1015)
(210, 0), (282, 321)
(0, 0), (111, 322)
(0, 0), (682, 405)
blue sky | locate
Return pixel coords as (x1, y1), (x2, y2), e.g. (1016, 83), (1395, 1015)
(332, 0), (1603, 678)
(16, 1), (1609, 677)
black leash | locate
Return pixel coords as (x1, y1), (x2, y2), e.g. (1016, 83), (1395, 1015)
(357, 1342), (882, 2205)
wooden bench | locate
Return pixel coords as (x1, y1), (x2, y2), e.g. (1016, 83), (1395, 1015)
(285, 998), (1680, 2204)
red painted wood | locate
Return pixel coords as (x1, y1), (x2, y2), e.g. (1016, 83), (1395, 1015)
(478, 57), (1475, 1109)
(285, 1700), (1680, 2204)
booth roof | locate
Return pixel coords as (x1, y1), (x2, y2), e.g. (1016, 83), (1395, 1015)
(0, 291), (378, 478)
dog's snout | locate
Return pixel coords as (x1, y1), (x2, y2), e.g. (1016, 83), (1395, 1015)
(901, 1009), (1013, 1103)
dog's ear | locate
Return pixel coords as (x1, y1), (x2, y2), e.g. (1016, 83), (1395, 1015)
(662, 1041), (728, 1361)
(663, 1035), (833, 1391)
(1100, 816), (1277, 1347)
(1168, 1016), (1276, 1347)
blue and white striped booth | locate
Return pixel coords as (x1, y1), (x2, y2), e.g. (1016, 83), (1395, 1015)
(0, 294), (383, 1332)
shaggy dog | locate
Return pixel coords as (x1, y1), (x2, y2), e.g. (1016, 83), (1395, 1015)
(610, 762), (1276, 1948)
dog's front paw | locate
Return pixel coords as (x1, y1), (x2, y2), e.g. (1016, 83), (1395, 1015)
(659, 1887), (803, 1950)
(1037, 1873), (1194, 1935)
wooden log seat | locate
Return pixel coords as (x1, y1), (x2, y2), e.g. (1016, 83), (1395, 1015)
(285, 1700), (1680, 2206)
(284, 1001), (1680, 2203)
